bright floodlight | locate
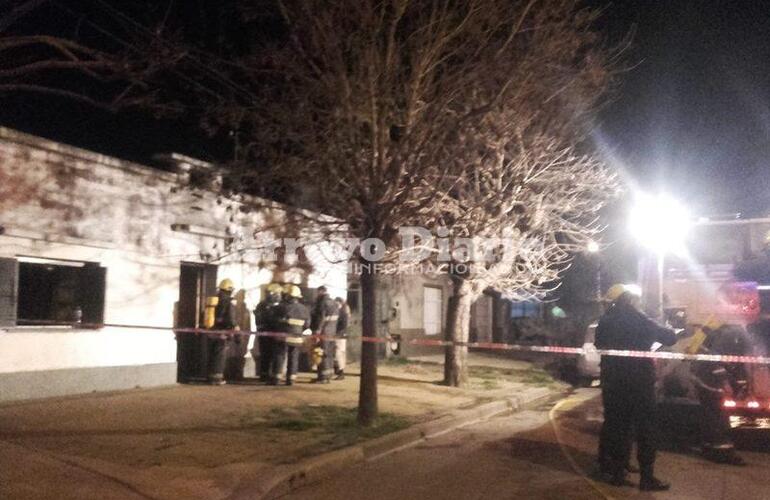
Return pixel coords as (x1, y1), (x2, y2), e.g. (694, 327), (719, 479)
(586, 240), (600, 253)
(629, 193), (691, 255)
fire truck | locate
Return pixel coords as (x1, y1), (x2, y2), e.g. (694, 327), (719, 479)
(657, 216), (770, 430)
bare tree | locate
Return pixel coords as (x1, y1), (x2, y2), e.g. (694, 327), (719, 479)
(402, 1), (625, 387)
(240, 0), (624, 417)
(0, 0), (201, 115)
(436, 140), (620, 386)
(1, 0), (624, 420)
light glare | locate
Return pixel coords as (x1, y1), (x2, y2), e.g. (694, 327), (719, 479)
(629, 193), (691, 256)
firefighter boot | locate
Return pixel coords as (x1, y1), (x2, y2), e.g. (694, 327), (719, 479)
(638, 463), (669, 491)
(639, 477), (670, 491)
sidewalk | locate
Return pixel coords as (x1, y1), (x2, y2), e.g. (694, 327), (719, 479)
(0, 354), (564, 500)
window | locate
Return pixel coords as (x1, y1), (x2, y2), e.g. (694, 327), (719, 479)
(423, 286), (443, 335)
(0, 257), (106, 327)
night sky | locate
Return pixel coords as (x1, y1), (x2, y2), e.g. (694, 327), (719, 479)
(1, 1), (769, 215)
(594, 0), (770, 217)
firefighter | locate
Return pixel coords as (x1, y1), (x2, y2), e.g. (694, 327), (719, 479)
(595, 283), (678, 491)
(224, 289), (251, 382)
(333, 297), (350, 380)
(207, 278), (239, 385)
(310, 285), (339, 383)
(277, 284), (310, 386)
(254, 283), (283, 383)
(691, 326), (746, 465)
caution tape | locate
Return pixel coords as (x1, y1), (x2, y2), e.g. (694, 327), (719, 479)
(181, 330), (770, 366)
(8, 319), (770, 365)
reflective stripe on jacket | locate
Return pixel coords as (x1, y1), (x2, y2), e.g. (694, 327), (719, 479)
(311, 295), (339, 336)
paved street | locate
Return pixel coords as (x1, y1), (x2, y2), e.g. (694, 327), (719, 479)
(284, 390), (770, 500)
(0, 356), (560, 500)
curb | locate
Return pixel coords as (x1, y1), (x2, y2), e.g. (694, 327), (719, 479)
(254, 386), (554, 499)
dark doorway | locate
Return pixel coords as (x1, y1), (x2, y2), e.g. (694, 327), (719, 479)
(176, 262), (217, 383)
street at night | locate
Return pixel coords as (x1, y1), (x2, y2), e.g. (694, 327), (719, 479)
(286, 390), (770, 500)
(3, 1), (770, 499)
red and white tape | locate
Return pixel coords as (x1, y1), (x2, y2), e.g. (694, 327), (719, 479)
(8, 319), (770, 365)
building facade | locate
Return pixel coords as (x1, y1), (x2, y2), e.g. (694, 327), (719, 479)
(345, 272), (532, 359)
(0, 128), (346, 402)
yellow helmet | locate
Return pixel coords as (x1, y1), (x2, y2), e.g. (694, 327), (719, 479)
(218, 278), (234, 291)
(266, 283), (283, 294)
(605, 283), (641, 302)
(284, 284), (302, 298)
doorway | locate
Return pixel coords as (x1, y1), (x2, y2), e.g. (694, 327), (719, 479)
(176, 262), (218, 382)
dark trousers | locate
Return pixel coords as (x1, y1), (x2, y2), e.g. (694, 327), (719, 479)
(601, 381), (657, 479)
(598, 412), (632, 472)
(317, 340), (334, 380)
(224, 336), (246, 382)
(697, 389), (732, 447)
(271, 340), (287, 381)
(206, 336), (226, 381)
(286, 345), (299, 380)
(258, 335), (273, 380)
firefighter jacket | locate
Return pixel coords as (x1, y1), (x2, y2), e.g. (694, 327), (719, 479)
(692, 358), (730, 395)
(279, 298), (310, 346)
(311, 294), (339, 336)
(213, 291), (238, 330)
(595, 301), (677, 388)
(254, 295), (283, 333)
(336, 304), (350, 338)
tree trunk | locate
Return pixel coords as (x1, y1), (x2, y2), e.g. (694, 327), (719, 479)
(443, 277), (473, 387)
(443, 292), (459, 385)
(357, 258), (378, 425)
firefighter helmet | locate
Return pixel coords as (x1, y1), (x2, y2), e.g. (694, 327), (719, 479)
(218, 278), (235, 291)
(605, 284), (626, 302)
(284, 284), (303, 298)
(605, 283), (641, 302)
(266, 283), (283, 294)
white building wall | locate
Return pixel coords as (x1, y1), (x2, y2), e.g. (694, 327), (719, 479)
(381, 273), (452, 356)
(0, 128), (345, 396)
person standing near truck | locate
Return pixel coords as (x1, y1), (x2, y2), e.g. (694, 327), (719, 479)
(691, 325), (747, 466)
(595, 283), (678, 491)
